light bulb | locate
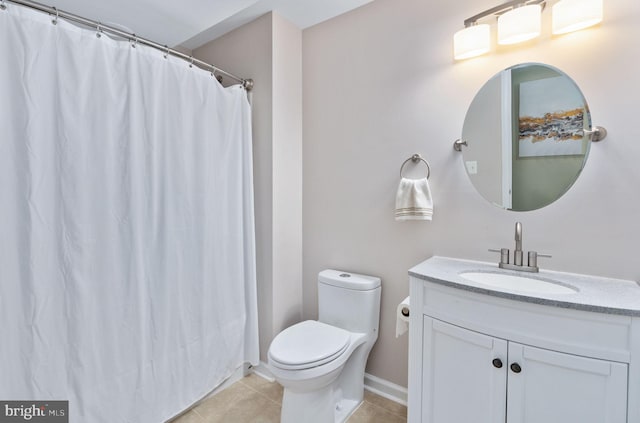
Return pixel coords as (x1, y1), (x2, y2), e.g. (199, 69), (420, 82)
(553, 0), (603, 35)
(498, 4), (541, 45)
(453, 24), (491, 60)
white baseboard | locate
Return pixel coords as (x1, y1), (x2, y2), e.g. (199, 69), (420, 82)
(250, 363), (407, 406)
(364, 372), (408, 406)
(250, 361), (275, 382)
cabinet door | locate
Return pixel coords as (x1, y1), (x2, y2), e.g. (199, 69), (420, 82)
(507, 342), (628, 423)
(422, 317), (507, 423)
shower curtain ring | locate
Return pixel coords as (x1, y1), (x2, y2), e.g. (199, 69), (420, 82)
(189, 56), (194, 68)
(1, 0), (7, 11)
(51, 7), (59, 25)
(96, 24), (102, 38)
(131, 35), (138, 49)
(163, 46), (170, 59)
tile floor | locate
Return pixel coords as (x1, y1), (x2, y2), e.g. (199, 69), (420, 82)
(171, 374), (407, 423)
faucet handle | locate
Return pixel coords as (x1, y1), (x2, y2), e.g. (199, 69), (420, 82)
(489, 248), (510, 265)
(528, 251), (552, 268)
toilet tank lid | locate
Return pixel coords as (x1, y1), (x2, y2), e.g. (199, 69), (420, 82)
(318, 269), (381, 291)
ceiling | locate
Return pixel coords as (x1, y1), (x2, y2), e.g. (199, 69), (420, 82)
(47, 0), (374, 50)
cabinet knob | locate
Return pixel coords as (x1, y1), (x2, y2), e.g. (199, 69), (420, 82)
(492, 358), (503, 368)
(510, 363), (522, 373)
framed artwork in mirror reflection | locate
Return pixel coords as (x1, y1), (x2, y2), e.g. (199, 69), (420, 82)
(517, 76), (587, 158)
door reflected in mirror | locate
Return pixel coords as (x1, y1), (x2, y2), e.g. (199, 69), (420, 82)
(461, 63), (591, 211)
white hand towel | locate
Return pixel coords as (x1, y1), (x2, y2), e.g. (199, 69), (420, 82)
(395, 177), (433, 221)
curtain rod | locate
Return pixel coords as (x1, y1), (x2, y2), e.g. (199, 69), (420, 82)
(1, 0), (254, 91)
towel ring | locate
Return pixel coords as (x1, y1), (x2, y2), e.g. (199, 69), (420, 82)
(400, 154), (431, 179)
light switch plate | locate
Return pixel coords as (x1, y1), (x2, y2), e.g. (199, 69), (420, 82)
(465, 161), (477, 174)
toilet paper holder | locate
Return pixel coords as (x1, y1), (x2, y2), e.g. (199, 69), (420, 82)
(396, 296), (411, 338)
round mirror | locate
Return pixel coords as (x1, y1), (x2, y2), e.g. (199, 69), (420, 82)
(460, 63), (591, 211)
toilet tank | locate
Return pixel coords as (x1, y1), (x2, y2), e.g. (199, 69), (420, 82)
(317, 270), (381, 336)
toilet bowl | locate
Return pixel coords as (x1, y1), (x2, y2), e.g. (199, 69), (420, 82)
(267, 270), (381, 423)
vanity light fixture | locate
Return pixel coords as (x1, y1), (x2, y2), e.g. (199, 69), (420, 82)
(552, 0), (603, 34)
(453, 0), (545, 60)
(454, 0), (604, 60)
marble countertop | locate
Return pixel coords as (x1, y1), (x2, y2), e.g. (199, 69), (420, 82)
(409, 256), (640, 317)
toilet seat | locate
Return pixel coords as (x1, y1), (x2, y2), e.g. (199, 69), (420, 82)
(269, 320), (351, 370)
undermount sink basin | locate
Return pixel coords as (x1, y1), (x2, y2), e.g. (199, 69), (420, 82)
(460, 271), (578, 295)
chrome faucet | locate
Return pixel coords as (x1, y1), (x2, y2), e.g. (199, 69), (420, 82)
(514, 222), (523, 266)
(489, 222), (551, 273)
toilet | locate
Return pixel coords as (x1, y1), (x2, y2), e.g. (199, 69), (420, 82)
(267, 269), (381, 423)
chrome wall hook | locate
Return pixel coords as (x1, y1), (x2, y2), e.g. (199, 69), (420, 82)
(453, 139), (468, 151)
(584, 126), (608, 142)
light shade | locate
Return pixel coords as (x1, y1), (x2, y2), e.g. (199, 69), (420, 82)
(453, 24), (491, 60)
(552, 0), (603, 35)
(498, 4), (542, 45)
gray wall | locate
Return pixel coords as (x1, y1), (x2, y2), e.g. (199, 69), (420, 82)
(303, 0), (640, 388)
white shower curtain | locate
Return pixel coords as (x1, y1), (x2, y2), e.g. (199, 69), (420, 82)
(0, 5), (258, 422)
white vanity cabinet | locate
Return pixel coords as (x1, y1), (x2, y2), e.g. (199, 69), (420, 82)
(422, 317), (627, 423)
(408, 257), (640, 423)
